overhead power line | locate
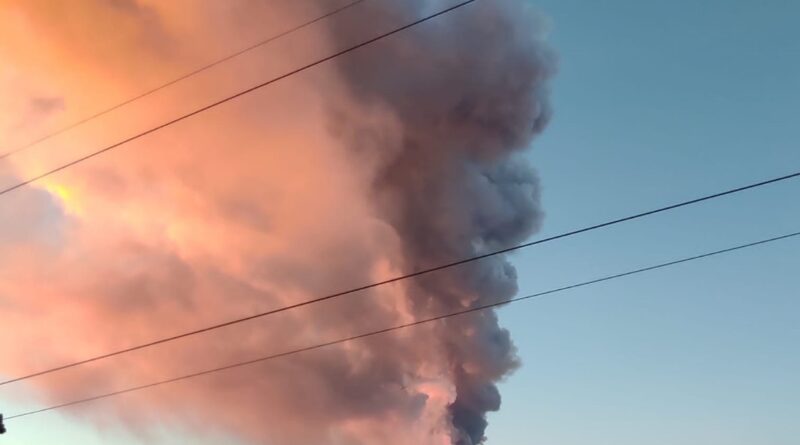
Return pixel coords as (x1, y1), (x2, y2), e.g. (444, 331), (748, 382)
(0, 0), (367, 161)
(6, 230), (798, 421)
(0, 0), (478, 197)
(0, 170), (798, 388)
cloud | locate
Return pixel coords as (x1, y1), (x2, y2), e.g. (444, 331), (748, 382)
(0, 1), (555, 444)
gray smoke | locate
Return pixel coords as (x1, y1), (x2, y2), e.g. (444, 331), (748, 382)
(325, 1), (556, 443)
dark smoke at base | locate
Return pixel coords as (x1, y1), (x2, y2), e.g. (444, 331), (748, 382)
(325, 1), (556, 443)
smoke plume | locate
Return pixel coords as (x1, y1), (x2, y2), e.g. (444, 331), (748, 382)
(325, 2), (554, 442)
(0, 1), (554, 444)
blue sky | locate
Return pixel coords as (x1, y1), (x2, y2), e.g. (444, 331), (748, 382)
(2, 0), (798, 443)
(489, 0), (799, 443)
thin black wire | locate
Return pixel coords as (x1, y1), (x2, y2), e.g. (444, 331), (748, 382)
(6, 230), (798, 421)
(0, 0), (368, 161)
(0, 0), (478, 197)
(1, 170), (798, 387)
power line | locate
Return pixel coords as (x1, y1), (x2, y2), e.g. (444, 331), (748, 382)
(0, 0), (367, 161)
(0, 0), (478, 197)
(6, 230), (798, 421)
(1, 170), (798, 387)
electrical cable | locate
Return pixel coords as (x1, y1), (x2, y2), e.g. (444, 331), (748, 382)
(0, 170), (797, 387)
(6, 229), (798, 421)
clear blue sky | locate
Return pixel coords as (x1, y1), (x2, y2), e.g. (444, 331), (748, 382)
(3, 0), (798, 443)
(489, 0), (800, 443)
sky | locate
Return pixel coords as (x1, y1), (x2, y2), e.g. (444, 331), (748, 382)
(1, 0), (798, 444)
(489, 0), (800, 443)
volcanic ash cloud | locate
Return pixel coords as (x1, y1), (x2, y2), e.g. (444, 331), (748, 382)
(0, 1), (555, 444)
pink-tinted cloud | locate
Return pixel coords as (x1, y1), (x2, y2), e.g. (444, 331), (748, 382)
(0, 1), (555, 444)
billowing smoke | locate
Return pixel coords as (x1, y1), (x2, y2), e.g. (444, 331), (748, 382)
(0, 1), (554, 444)
(326, 2), (554, 442)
